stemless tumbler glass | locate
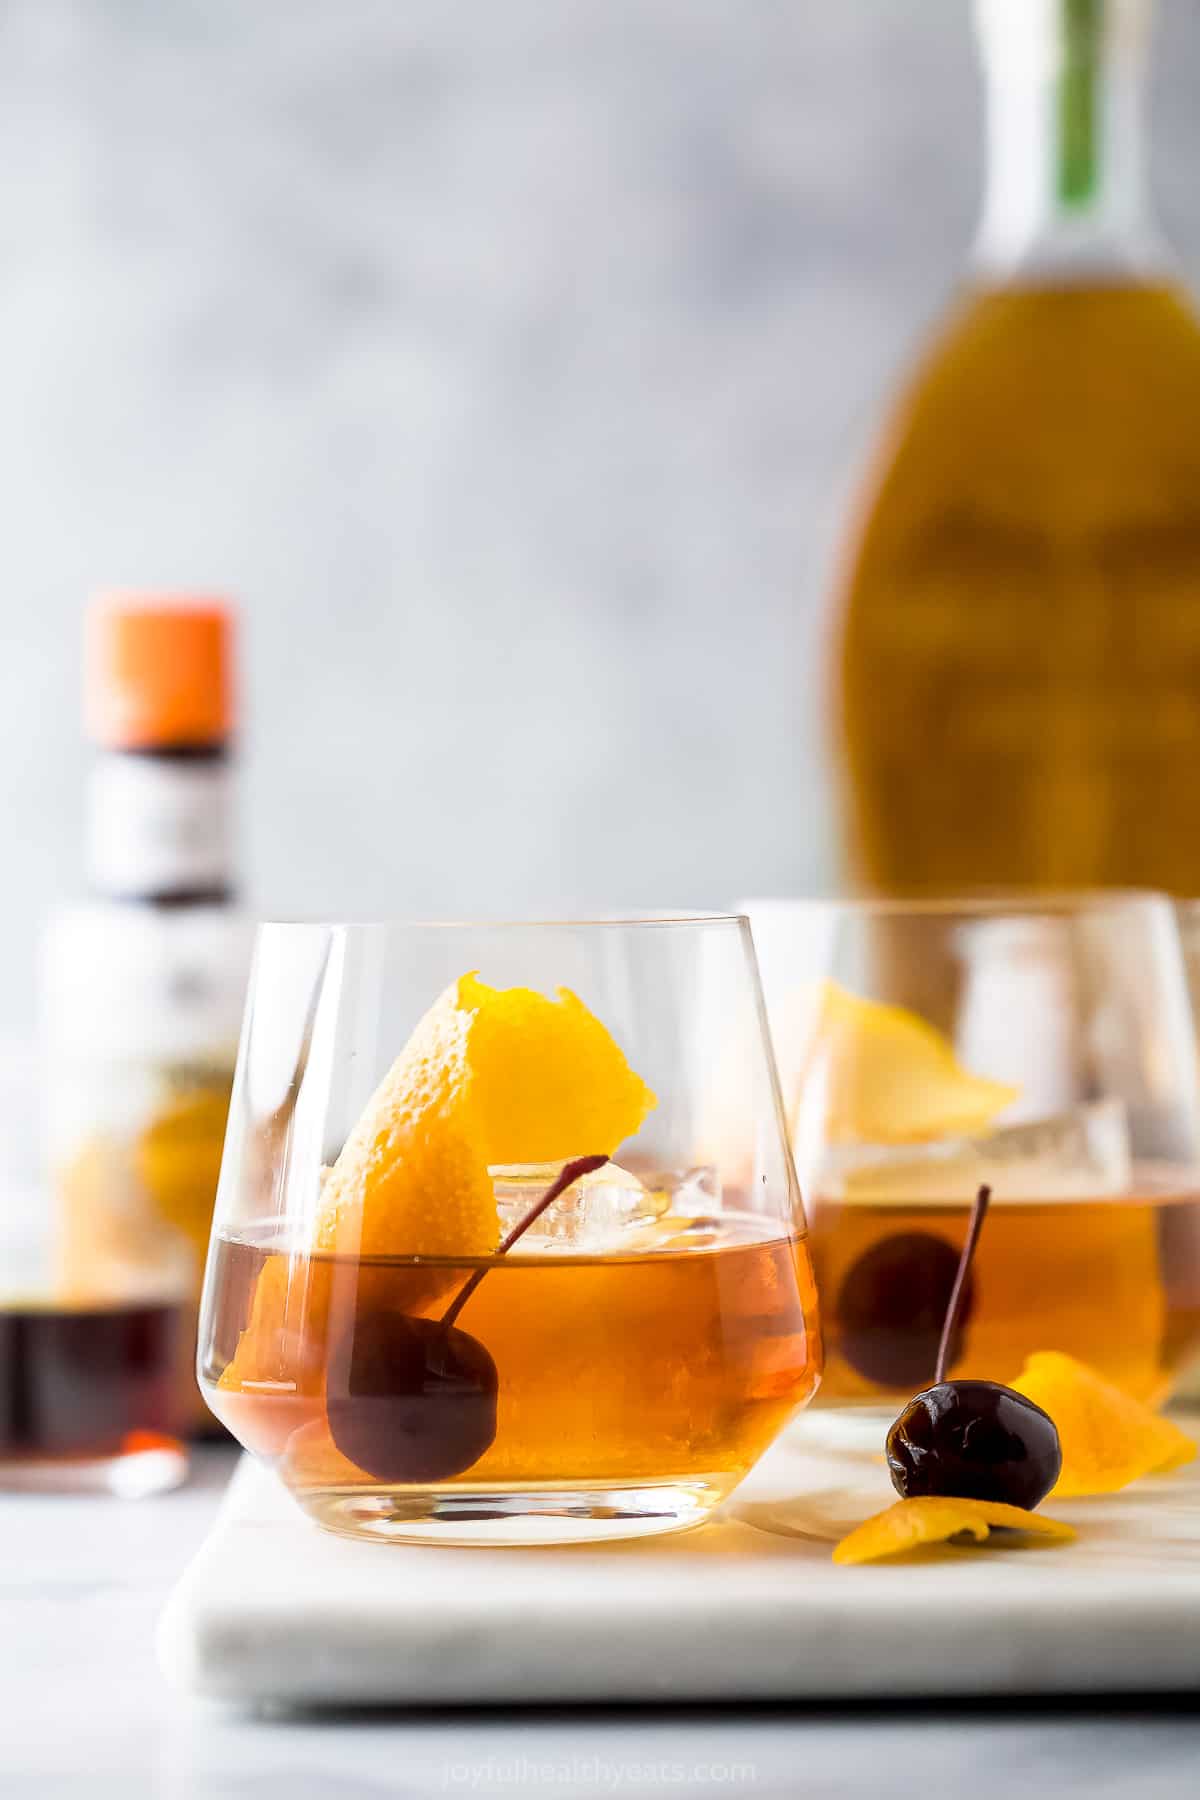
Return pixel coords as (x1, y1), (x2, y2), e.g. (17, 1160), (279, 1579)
(745, 893), (1200, 1424)
(198, 917), (821, 1545)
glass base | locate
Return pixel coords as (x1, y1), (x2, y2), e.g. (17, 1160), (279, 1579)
(295, 1478), (729, 1546)
(0, 1435), (189, 1498)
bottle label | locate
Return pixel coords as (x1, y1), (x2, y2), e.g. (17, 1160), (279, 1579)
(87, 754), (233, 898)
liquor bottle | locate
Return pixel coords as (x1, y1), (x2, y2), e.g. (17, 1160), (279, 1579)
(28, 595), (252, 1477)
(833, 0), (1200, 893)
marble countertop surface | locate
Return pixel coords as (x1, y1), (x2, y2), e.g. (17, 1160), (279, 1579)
(5, 1446), (1200, 1800)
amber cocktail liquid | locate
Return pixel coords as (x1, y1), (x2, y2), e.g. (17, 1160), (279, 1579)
(203, 1211), (819, 1541)
(812, 1175), (1200, 1411)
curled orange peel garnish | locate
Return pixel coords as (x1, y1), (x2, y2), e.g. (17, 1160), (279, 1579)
(220, 973), (655, 1391)
(316, 973), (655, 1258)
(807, 983), (1019, 1146)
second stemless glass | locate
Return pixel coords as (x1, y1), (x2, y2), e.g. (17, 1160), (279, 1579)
(198, 916), (820, 1545)
(746, 894), (1200, 1421)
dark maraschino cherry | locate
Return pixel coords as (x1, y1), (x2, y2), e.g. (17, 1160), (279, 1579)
(327, 1311), (500, 1486)
(327, 1152), (609, 1484)
(885, 1185), (1062, 1510)
(836, 1230), (972, 1389)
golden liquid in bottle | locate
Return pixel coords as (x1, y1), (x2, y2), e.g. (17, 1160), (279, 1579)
(836, 281), (1200, 893)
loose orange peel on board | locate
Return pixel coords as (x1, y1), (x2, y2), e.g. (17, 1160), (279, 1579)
(220, 974), (655, 1393)
(833, 1497), (1075, 1565)
(1011, 1351), (1197, 1498)
(810, 983), (1019, 1146)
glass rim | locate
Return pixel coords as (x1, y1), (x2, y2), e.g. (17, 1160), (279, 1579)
(740, 888), (1171, 921)
(253, 910), (749, 934)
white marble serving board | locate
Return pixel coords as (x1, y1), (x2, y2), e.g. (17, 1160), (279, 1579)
(159, 1420), (1200, 1708)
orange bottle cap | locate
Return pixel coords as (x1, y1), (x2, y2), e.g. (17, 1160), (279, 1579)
(85, 592), (235, 749)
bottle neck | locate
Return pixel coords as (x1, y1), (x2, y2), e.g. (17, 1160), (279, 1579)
(972, 0), (1163, 282)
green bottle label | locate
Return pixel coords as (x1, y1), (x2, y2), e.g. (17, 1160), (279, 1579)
(1059, 0), (1102, 206)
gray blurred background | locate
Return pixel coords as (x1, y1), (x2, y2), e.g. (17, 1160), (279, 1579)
(2, 0), (1199, 1039)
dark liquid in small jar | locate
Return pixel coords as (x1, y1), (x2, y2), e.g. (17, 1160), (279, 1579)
(0, 1299), (186, 1462)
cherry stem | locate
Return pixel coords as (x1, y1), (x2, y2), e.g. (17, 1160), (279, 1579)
(934, 1183), (991, 1386)
(439, 1152), (611, 1330)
